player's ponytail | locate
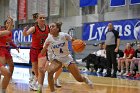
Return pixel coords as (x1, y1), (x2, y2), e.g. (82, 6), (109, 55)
(55, 22), (62, 32)
(32, 13), (39, 25)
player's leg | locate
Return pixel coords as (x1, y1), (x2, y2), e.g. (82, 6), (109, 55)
(6, 53), (14, 78)
(54, 67), (63, 87)
(29, 49), (39, 90)
(48, 59), (62, 92)
(37, 55), (48, 93)
(0, 57), (11, 93)
(67, 63), (93, 88)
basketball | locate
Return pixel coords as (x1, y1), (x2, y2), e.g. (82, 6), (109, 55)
(72, 39), (86, 53)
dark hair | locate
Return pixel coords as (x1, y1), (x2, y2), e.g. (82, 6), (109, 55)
(32, 13), (39, 20)
(2, 20), (8, 29)
(4, 20), (8, 26)
(32, 13), (39, 26)
(54, 22), (62, 32)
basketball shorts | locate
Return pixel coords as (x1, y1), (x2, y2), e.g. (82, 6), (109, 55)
(53, 54), (75, 67)
(30, 48), (42, 63)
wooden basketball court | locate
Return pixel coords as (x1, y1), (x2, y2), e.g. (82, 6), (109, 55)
(0, 72), (139, 93)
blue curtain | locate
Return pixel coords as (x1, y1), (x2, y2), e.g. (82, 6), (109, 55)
(110, 0), (126, 7)
(130, 0), (140, 5)
(80, 0), (97, 7)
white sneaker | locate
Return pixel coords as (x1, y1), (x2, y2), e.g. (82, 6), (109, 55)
(84, 76), (93, 89)
(117, 71), (123, 76)
(97, 68), (102, 73)
(123, 72), (128, 76)
(29, 82), (38, 91)
(29, 77), (34, 82)
(29, 73), (34, 82)
(103, 69), (107, 74)
(55, 79), (62, 88)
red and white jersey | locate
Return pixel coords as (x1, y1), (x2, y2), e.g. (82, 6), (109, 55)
(31, 25), (49, 49)
(44, 32), (72, 58)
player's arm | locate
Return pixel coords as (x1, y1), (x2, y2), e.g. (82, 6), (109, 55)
(0, 31), (10, 37)
(65, 33), (75, 41)
(23, 26), (35, 36)
(41, 43), (49, 56)
(0, 16), (13, 36)
(41, 37), (50, 55)
(6, 16), (14, 31)
(9, 40), (17, 48)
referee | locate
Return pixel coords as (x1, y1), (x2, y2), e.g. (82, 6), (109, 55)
(105, 23), (120, 78)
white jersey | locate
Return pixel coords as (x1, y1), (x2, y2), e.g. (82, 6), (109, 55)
(44, 32), (72, 58)
(96, 49), (106, 58)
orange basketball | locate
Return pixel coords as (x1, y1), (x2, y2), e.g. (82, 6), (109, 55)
(72, 39), (86, 53)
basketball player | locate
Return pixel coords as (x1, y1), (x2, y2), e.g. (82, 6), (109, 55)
(4, 19), (19, 82)
(41, 22), (93, 93)
(0, 16), (14, 93)
(23, 13), (62, 91)
(23, 13), (49, 90)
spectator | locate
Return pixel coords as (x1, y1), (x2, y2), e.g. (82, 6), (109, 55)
(117, 43), (135, 76)
(82, 42), (108, 74)
(127, 44), (140, 78)
(96, 42), (107, 74)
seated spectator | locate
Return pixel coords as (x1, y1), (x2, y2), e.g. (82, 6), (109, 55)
(82, 53), (97, 71)
(117, 43), (135, 76)
(82, 42), (108, 74)
(127, 44), (140, 78)
(96, 42), (107, 74)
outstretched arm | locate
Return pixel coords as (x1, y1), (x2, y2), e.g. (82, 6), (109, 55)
(0, 31), (10, 37)
(0, 16), (13, 36)
(40, 42), (49, 55)
(23, 26), (35, 36)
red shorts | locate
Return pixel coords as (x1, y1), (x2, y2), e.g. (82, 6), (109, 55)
(0, 47), (12, 66)
(30, 48), (42, 63)
(6, 48), (12, 59)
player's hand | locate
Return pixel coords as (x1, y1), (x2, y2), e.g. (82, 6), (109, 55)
(16, 48), (20, 53)
(23, 25), (28, 31)
(7, 16), (13, 23)
(23, 26), (28, 36)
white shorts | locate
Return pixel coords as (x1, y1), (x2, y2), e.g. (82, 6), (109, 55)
(54, 54), (75, 67)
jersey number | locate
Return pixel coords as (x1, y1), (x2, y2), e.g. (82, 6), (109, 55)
(40, 39), (45, 45)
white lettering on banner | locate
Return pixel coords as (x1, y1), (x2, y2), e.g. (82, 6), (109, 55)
(18, 31), (23, 42)
(88, 24), (132, 41)
(88, 24), (97, 41)
(97, 26), (106, 40)
(114, 25), (123, 36)
(124, 25), (131, 36)
(13, 30), (32, 43)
